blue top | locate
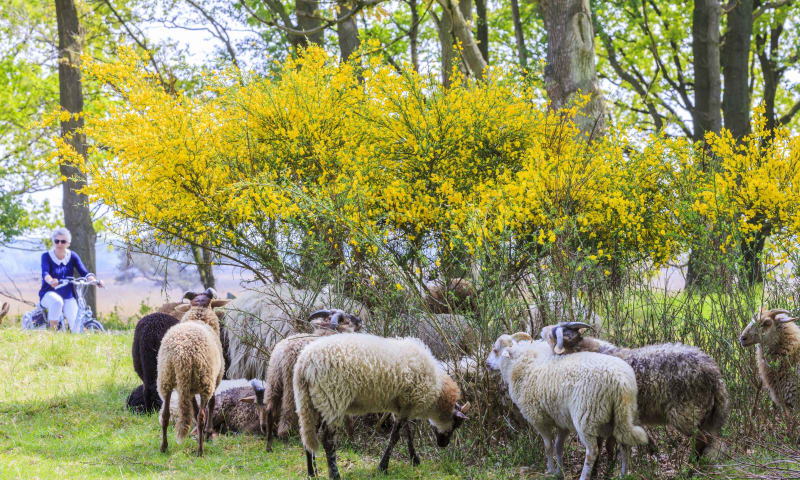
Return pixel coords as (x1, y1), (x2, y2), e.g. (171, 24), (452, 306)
(39, 250), (90, 300)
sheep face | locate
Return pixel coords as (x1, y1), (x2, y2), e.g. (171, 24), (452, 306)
(540, 322), (592, 354)
(430, 402), (470, 447)
(740, 308), (798, 348)
(486, 332), (533, 370)
(239, 379), (268, 434)
(307, 309), (363, 333)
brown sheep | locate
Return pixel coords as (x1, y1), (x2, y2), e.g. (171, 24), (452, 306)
(264, 309), (362, 451)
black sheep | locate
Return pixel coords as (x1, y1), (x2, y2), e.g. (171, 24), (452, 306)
(129, 312), (179, 414)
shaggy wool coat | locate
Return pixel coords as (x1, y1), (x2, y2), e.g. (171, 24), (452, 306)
(130, 312), (179, 413)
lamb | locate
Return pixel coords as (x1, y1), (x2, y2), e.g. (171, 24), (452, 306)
(486, 332), (648, 480)
(157, 291), (225, 456)
(172, 288), (229, 334)
(293, 333), (470, 479)
(211, 379), (268, 436)
(424, 278), (477, 314)
(264, 309), (363, 451)
(739, 308), (800, 429)
(129, 312), (179, 413)
(542, 321), (729, 461)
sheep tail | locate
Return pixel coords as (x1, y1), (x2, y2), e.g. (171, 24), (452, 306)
(613, 388), (648, 446)
(175, 381), (195, 444)
(294, 366), (320, 452)
(700, 378), (730, 459)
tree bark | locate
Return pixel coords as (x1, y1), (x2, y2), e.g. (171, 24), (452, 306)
(510, 0), (528, 69)
(721, 0), (753, 140)
(686, 0), (722, 289)
(55, 0), (97, 314)
(475, 0), (489, 62)
(191, 243), (216, 289)
(408, 0), (420, 72)
(438, 0), (486, 80)
(691, 0), (722, 142)
(336, 1), (360, 61)
(538, 0), (606, 137)
(296, 0), (324, 47)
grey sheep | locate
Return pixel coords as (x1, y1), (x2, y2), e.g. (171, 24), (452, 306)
(264, 309), (362, 451)
(293, 333), (470, 479)
(157, 289), (226, 456)
(739, 308), (800, 434)
(487, 332), (647, 480)
(542, 321), (729, 461)
(211, 379), (268, 436)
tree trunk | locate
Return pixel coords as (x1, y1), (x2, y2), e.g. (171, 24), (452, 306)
(409, 0), (420, 72)
(55, 0), (97, 314)
(434, 7), (458, 86)
(191, 244), (216, 289)
(538, 0), (606, 137)
(475, 0), (489, 62)
(336, 1), (360, 62)
(510, 0), (528, 69)
(756, 19), (784, 133)
(721, 0), (752, 140)
(438, 0), (486, 80)
(296, 0), (324, 47)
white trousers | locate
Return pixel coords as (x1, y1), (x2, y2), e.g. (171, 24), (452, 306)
(41, 291), (78, 330)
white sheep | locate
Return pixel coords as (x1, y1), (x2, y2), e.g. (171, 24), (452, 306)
(157, 294), (225, 457)
(740, 308), (800, 434)
(293, 333), (470, 479)
(486, 332), (647, 480)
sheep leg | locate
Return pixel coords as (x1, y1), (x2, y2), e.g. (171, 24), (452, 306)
(265, 406), (273, 452)
(378, 416), (407, 473)
(205, 394), (216, 440)
(278, 380), (294, 438)
(577, 433), (599, 480)
(532, 423), (557, 476)
(321, 422), (340, 480)
(306, 450), (317, 477)
(619, 444), (631, 477)
(405, 421), (420, 466)
(196, 398), (208, 457)
(160, 390), (172, 453)
(553, 428), (569, 479)
(601, 437), (617, 479)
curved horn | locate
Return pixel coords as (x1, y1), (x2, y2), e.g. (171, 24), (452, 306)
(768, 309), (792, 316)
(554, 326), (566, 354)
(346, 314), (363, 328)
(182, 291), (198, 301)
(307, 310), (332, 322)
(329, 310), (343, 329)
(563, 321), (593, 331)
(204, 287), (218, 299)
(250, 379), (265, 404)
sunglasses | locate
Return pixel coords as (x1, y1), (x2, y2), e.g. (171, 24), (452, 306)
(54, 239), (69, 244)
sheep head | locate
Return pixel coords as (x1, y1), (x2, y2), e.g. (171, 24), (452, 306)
(176, 288), (230, 312)
(485, 332), (532, 370)
(430, 376), (470, 448)
(240, 379), (268, 437)
(540, 321), (593, 354)
(307, 309), (363, 333)
(740, 308), (797, 348)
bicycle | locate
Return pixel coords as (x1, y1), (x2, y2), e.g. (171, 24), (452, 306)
(21, 275), (105, 332)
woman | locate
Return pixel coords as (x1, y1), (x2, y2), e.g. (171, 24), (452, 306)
(39, 227), (103, 330)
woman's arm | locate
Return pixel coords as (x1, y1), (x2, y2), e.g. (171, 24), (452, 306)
(72, 252), (90, 277)
(42, 254), (57, 287)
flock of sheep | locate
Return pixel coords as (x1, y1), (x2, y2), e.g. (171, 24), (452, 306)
(122, 285), (800, 480)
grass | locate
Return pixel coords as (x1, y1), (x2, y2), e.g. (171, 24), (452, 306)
(0, 327), (512, 479)
(1, 322), (797, 480)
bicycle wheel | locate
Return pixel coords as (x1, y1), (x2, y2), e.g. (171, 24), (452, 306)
(84, 320), (105, 332)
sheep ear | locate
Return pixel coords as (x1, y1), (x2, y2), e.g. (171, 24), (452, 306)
(210, 299), (230, 308)
(239, 395), (256, 404)
(174, 304), (191, 313)
(511, 332), (533, 342)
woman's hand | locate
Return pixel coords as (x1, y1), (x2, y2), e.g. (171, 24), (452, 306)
(45, 275), (59, 288)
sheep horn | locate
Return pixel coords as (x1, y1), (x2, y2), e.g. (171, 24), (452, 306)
(768, 309), (792, 316)
(307, 310), (332, 322)
(329, 310), (343, 329)
(554, 326), (566, 354)
(777, 315), (798, 324)
(204, 288), (217, 299)
(347, 314), (363, 330)
(182, 291), (198, 301)
(563, 321), (593, 331)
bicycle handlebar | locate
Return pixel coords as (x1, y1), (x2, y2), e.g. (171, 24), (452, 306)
(54, 276), (103, 289)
